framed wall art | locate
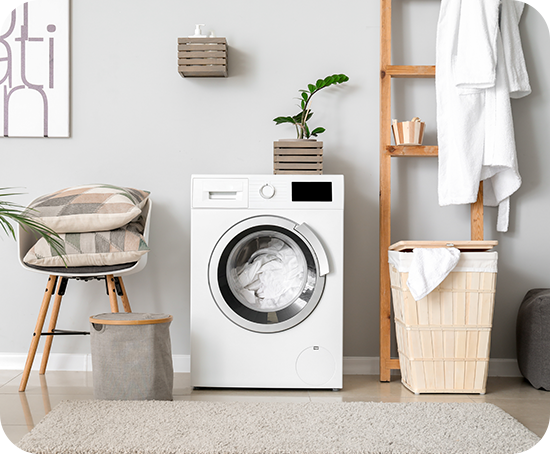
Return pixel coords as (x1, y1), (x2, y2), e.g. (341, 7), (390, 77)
(0, 0), (69, 138)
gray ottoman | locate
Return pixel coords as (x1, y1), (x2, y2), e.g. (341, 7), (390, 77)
(90, 312), (174, 400)
(516, 289), (550, 391)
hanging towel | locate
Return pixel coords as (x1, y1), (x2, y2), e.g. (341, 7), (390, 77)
(407, 247), (461, 301)
(436, 0), (531, 232)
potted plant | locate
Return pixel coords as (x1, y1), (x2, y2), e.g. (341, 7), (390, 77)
(273, 73), (349, 174)
(1, 188), (65, 258)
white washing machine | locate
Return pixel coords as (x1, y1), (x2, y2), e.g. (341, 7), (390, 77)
(190, 174), (343, 389)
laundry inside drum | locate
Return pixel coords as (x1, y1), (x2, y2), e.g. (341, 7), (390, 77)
(227, 231), (307, 312)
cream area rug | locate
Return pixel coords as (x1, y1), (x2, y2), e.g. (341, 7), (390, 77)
(17, 400), (540, 454)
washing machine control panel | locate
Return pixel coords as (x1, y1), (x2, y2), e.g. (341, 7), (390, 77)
(259, 183), (276, 199)
(192, 175), (343, 210)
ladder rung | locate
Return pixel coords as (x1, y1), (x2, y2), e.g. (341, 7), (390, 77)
(384, 65), (436, 78)
(386, 145), (438, 157)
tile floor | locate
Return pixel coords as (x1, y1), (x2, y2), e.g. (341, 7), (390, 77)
(1, 370), (549, 446)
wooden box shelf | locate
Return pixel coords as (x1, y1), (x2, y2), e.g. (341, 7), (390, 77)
(178, 37), (227, 77)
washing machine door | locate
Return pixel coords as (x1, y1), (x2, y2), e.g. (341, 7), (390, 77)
(208, 215), (329, 333)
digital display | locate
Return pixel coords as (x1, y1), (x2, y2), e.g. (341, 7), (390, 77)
(291, 182), (332, 202)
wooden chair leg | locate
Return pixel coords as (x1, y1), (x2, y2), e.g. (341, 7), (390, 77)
(39, 277), (68, 375)
(106, 275), (119, 313)
(115, 277), (132, 313)
(19, 275), (58, 392)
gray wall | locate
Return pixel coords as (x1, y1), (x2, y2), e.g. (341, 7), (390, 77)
(0, 0), (548, 364)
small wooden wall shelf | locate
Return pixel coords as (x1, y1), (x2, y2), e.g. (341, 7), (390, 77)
(178, 37), (227, 77)
(273, 140), (323, 175)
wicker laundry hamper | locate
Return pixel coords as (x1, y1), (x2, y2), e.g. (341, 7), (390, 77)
(388, 241), (498, 394)
(90, 312), (174, 400)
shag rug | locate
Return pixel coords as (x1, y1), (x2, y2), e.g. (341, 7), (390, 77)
(17, 400), (540, 454)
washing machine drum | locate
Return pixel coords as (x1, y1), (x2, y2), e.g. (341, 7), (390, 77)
(208, 215), (328, 333)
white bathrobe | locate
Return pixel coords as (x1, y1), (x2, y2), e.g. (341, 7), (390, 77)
(436, 0), (531, 232)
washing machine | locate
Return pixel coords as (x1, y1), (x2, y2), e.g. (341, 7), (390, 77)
(190, 174), (343, 389)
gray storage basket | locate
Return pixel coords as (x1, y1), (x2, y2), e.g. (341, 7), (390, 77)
(90, 312), (174, 400)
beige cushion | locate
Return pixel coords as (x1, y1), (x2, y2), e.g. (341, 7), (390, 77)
(27, 184), (150, 233)
(23, 222), (149, 268)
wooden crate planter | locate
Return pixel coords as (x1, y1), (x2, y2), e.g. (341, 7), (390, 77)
(178, 37), (227, 77)
(273, 140), (323, 175)
(388, 244), (498, 394)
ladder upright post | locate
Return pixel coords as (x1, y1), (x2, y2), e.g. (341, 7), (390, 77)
(379, 0), (395, 382)
(471, 182), (484, 241)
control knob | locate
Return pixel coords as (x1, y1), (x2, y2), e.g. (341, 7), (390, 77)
(259, 183), (275, 199)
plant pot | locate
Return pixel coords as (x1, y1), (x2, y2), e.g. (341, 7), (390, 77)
(273, 139), (323, 175)
(392, 118), (425, 145)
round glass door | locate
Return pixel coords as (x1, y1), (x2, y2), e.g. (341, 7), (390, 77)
(208, 216), (327, 333)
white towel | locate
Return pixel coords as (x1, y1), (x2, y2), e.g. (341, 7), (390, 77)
(234, 238), (304, 311)
(436, 0), (531, 232)
(453, 0), (500, 92)
(407, 248), (461, 301)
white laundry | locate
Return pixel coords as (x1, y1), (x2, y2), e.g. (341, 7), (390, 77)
(436, 0), (531, 232)
(234, 238), (305, 311)
(407, 248), (461, 301)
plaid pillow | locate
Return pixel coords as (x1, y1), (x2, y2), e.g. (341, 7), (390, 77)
(23, 222), (150, 268)
(26, 184), (150, 233)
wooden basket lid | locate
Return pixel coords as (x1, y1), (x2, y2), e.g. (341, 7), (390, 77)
(389, 240), (498, 253)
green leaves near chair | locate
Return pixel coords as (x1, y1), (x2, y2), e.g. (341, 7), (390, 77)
(273, 73), (349, 140)
(0, 187), (66, 260)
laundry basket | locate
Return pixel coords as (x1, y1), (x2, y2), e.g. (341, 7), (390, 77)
(388, 241), (498, 394)
(90, 312), (174, 400)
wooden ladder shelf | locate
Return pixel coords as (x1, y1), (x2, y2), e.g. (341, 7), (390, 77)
(379, 0), (485, 382)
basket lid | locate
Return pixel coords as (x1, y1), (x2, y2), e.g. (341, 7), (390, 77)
(389, 240), (497, 253)
(89, 312), (173, 326)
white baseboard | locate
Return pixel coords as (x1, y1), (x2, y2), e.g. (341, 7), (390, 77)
(0, 353), (191, 374)
(0, 353), (522, 377)
(0, 353), (93, 372)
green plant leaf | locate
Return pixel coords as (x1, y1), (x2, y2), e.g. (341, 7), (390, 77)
(301, 92), (308, 101)
(337, 74), (349, 83)
(273, 116), (296, 125)
(301, 100), (305, 110)
(324, 75), (335, 85)
(311, 127), (326, 136)
(316, 79), (325, 89)
(308, 84), (316, 93)
(304, 123), (311, 139)
(292, 111), (313, 123)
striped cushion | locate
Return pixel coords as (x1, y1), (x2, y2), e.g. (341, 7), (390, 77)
(23, 221), (149, 268)
(27, 185), (150, 233)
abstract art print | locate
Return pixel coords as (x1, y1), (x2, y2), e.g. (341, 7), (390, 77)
(0, 0), (69, 138)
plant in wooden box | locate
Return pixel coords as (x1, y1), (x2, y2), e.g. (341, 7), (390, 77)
(272, 73), (349, 174)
